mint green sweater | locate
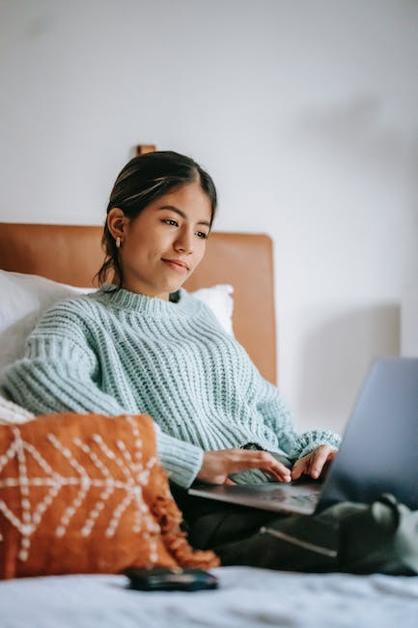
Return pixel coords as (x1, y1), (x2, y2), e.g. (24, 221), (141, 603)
(3, 285), (340, 488)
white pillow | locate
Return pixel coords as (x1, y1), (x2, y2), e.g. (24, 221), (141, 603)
(192, 284), (234, 336)
(0, 270), (234, 385)
(0, 394), (34, 425)
(0, 271), (93, 386)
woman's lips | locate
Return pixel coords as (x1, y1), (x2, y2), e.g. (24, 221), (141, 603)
(161, 259), (188, 273)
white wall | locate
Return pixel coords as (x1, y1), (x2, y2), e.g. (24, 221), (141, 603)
(1, 0), (417, 434)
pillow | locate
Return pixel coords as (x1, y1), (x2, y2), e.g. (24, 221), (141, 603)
(0, 271), (92, 386)
(193, 284), (234, 336)
(0, 270), (235, 385)
(0, 394), (34, 425)
(0, 411), (219, 579)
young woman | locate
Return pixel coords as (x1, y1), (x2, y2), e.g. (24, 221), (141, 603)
(3, 151), (341, 569)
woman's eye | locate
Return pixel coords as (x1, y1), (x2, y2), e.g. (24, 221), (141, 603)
(162, 218), (178, 227)
(161, 219), (208, 240)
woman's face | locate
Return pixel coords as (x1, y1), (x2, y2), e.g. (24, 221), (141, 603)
(108, 180), (212, 300)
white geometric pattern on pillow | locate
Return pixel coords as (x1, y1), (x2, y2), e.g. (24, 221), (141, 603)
(0, 415), (159, 563)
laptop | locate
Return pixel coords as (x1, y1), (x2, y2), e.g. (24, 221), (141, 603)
(188, 358), (418, 515)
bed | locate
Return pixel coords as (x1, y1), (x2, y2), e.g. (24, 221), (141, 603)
(1, 222), (417, 628)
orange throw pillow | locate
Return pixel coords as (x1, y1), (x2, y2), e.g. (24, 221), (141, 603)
(0, 412), (219, 579)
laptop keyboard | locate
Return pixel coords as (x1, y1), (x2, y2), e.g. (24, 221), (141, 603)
(290, 494), (318, 503)
(254, 490), (318, 504)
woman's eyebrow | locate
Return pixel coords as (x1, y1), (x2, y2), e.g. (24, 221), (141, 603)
(157, 205), (210, 227)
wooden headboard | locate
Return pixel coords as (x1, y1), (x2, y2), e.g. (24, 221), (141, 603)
(0, 223), (277, 384)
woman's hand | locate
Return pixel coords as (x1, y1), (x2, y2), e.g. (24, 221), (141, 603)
(197, 448), (292, 485)
(291, 444), (337, 481)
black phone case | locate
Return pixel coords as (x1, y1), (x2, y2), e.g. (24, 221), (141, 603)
(124, 567), (219, 592)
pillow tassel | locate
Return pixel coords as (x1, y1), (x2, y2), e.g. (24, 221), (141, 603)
(151, 491), (220, 569)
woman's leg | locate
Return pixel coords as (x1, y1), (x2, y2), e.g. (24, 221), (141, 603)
(171, 484), (339, 573)
(170, 483), (279, 548)
(212, 509), (339, 572)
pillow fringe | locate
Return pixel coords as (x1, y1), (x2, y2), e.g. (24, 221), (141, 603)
(151, 490), (220, 569)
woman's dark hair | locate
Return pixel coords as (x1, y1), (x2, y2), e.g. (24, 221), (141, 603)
(94, 150), (218, 288)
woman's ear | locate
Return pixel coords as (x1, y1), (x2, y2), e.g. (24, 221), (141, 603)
(107, 207), (128, 241)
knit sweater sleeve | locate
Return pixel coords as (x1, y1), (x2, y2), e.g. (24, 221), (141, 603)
(255, 374), (341, 460)
(2, 310), (203, 489)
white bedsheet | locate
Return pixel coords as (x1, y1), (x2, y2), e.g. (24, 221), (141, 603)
(1, 567), (417, 628)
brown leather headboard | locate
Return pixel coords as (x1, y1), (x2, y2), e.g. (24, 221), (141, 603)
(0, 223), (277, 384)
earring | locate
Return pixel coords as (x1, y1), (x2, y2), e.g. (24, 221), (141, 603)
(116, 236), (121, 249)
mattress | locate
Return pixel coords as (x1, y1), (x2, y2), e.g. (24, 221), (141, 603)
(1, 566), (417, 628)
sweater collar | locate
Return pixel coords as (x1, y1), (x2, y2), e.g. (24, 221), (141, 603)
(97, 283), (188, 317)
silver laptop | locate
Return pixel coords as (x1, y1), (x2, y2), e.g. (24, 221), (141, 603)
(188, 358), (418, 515)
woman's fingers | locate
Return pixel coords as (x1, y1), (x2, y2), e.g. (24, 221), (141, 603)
(310, 445), (338, 478)
(198, 448), (293, 485)
(310, 446), (332, 479)
(237, 451), (292, 482)
(291, 445), (337, 481)
(319, 448), (337, 476)
(198, 447), (339, 486)
(291, 457), (307, 480)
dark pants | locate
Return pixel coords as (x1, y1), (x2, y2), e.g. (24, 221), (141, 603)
(170, 484), (339, 573)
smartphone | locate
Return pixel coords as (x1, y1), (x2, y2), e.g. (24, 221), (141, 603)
(124, 567), (219, 592)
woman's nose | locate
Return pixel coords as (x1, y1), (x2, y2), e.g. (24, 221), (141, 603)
(174, 230), (193, 253)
